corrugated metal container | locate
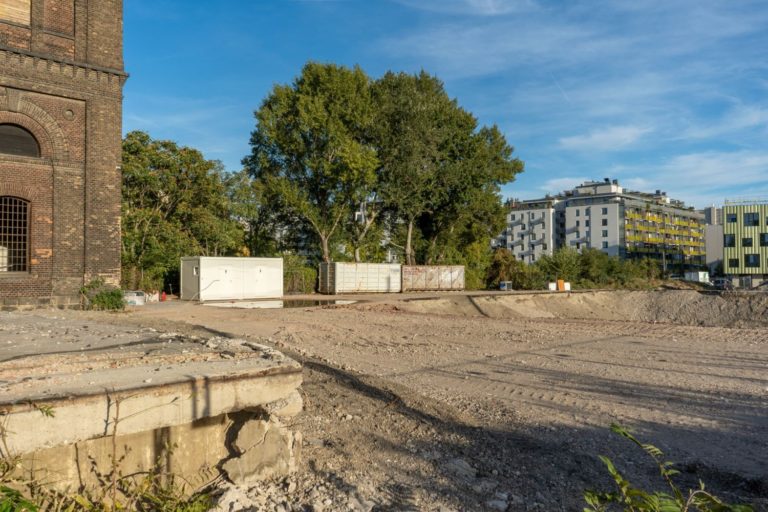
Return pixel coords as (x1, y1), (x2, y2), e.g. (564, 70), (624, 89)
(180, 257), (283, 301)
(319, 263), (401, 294)
(401, 265), (465, 291)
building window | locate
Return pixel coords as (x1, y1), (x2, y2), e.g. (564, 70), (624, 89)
(518, 233), (524, 239)
(602, 230), (608, 237)
(602, 241), (608, 249)
(576, 220), (580, 227)
(510, 214), (516, 221)
(576, 209), (580, 217)
(0, 0), (31, 26)
(760, 233), (768, 247)
(601, 218), (608, 226)
(743, 237), (753, 248)
(724, 234), (735, 247)
(576, 243), (581, 250)
(726, 213), (737, 223)
(0, 124), (41, 158)
(728, 258), (739, 268)
(543, 243), (547, 250)
(745, 254), (760, 268)
(744, 212), (759, 227)
(0, 196), (29, 272)
(585, 220), (590, 227)
(586, 208), (591, 216)
(602, 207), (608, 215)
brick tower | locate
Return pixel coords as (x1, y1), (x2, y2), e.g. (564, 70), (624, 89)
(0, 0), (125, 307)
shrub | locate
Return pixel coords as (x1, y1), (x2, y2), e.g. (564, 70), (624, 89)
(282, 253), (317, 294)
(80, 278), (125, 311)
(585, 424), (752, 512)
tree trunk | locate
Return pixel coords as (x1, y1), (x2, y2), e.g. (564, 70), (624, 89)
(354, 246), (361, 263)
(321, 235), (331, 263)
(405, 219), (415, 266)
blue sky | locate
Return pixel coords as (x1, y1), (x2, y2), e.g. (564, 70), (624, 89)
(124, 0), (768, 209)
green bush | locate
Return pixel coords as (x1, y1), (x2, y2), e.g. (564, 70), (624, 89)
(484, 248), (665, 291)
(585, 424), (752, 512)
(80, 278), (125, 311)
(282, 253), (318, 294)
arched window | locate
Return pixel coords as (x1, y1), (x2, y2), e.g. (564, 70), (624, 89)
(0, 197), (29, 272)
(0, 124), (41, 158)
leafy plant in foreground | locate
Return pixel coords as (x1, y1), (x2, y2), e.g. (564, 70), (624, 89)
(584, 424), (752, 512)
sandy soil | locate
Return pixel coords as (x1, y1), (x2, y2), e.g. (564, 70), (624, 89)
(3, 290), (767, 511)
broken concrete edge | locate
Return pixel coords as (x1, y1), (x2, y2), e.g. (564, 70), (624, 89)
(15, 392), (305, 494)
(221, 412), (303, 486)
(1, 365), (303, 456)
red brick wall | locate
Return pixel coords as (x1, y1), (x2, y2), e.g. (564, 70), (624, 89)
(0, 1), (124, 307)
(0, 161), (54, 302)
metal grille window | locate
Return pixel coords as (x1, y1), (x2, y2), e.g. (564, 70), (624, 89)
(0, 197), (29, 272)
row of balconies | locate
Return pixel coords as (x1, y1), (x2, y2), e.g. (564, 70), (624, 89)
(627, 245), (706, 257)
(625, 211), (701, 227)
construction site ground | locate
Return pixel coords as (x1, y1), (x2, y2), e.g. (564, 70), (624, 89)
(3, 290), (768, 511)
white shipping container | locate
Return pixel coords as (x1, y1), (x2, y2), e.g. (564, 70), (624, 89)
(180, 257), (283, 301)
(401, 265), (465, 291)
(319, 263), (401, 294)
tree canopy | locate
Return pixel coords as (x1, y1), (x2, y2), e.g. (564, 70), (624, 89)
(244, 63), (524, 277)
(243, 62), (379, 263)
(121, 131), (244, 291)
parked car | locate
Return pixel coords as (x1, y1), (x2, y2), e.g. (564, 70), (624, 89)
(711, 278), (733, 290)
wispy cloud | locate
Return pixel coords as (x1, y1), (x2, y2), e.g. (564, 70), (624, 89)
(540, 177), (590, 194)
(611, 150), (768, 207)
(682, 104), (768, 139)
(559, 126), (652, 151)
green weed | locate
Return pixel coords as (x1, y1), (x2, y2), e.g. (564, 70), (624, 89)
(584, 424), (753, 512)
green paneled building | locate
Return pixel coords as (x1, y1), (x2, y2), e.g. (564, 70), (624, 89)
(722, 200), (768, 287)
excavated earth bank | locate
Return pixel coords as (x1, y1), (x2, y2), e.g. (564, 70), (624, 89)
(400, 290), (768, 328)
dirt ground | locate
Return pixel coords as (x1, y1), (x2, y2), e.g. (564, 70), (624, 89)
(4, 290), (768, 511)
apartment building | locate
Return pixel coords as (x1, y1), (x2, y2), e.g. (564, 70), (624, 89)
(722, 200), (768, 288)
(494, 198), (558, 263)
(496, 179), (705, 266)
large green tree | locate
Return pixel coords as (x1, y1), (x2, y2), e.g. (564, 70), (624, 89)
(243, 62), (379, 263)
(372, 71), (523, 266)
(121, 131), (244, 290)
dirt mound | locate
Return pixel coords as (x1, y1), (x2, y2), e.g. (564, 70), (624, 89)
(399, 291), (768, 328)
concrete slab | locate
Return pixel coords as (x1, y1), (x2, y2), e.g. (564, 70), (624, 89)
(0, 310), (302, 456)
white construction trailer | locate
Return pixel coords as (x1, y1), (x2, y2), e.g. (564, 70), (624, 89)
(180, 257), (283, 301)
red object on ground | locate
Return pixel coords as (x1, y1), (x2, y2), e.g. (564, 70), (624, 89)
(161, 291), (167, 302)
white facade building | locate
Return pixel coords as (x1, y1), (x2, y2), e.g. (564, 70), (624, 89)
(494, 199), (557, 264)
(497, 179), (705, 265)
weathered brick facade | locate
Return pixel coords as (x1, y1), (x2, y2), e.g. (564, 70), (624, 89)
(0, 0), (125, 307)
